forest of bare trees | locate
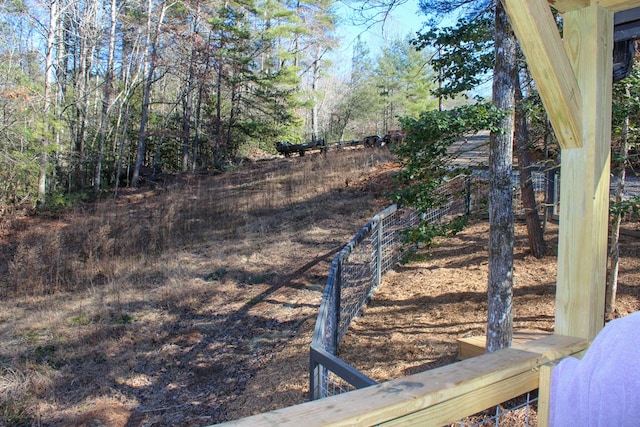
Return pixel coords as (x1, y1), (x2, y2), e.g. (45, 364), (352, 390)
(0, 0), (439, 209)
(0, 0), (333, 204)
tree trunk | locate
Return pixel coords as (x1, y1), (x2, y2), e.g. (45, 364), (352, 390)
(40, 0), (60, 205)
(132, 61), (153, 187)
(52, 1), (68, 196)
(114, 26), (144, 196)
(182, 57), (195, 172)
(114, 104), (132, 198)
(72, 0), (96, 193)
(94, 0), (117, 192)
(192, 32), (213, 173)
(605, 84), (630, 316)
(337, 109), (351, 143)
(487, 1), (516, 353)
(73, 2), (93, 179)
(192, 82), (205, 173)
(606, 204), (623, 317)
(215, 59), (224, 165)
(226, 82), (238, 153)
(133, 0), (167, 187)
(311, 51), (321, 143)
(515, 79), (546, 258)
(182, 4), (201, 173)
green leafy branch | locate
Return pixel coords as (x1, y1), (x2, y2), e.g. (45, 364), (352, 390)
(391, 103), (506, 247)
(610, 196), (640, 219)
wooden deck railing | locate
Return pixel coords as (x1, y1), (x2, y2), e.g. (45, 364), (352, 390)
(217, 334), (588, 427)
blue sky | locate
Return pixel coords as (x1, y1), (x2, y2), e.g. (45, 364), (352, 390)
(337, 0), (427, 46)
(329, 3), (492, 98)
(330, 0), (428, 74)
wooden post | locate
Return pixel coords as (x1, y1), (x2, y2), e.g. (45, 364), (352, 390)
(555, 5), (612, 340)
(503, 0), (613, 340)
(537, 363), (556, 427)
(221, 335), (588, 427)
(502, 0), (583, 149)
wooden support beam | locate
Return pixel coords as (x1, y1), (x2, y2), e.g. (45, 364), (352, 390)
(503, 0), (583, 149)
(218, 335), (588, 427)
(588, 0), (640, 12)
(537, 363), (556, 427)
(549, 0), (640, 12)
(555, 6), (612, 340)
(548, 0), (589, 13)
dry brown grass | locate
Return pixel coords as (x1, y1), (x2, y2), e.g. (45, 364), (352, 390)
(1, 147), (638, 426)
(0, 148), (396, 425)
(0, 364), (53, 425)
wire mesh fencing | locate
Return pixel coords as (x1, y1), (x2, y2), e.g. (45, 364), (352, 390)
(309, 175), (471, 400)
(309, 203), (419, 400)
(451, 392), (540, 427)
(309, 170), (559, 402)
(304, 166), (637, 424)
(469, 168), (558, 218)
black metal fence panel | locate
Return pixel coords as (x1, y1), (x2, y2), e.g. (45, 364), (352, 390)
(306, 168), (640, 423)
(309, 171), (560, 401)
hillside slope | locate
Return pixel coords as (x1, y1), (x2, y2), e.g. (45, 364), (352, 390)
(0, 149), (396, 426)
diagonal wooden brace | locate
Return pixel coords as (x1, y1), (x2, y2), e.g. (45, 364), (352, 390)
(503, 0), (583, 149)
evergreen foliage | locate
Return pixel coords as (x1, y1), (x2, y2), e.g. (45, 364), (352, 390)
(412, 14), (494, 100)
(392, 103), (505, 246)
(331, 37), (438, 141)
(388, 6), (502, 248)
(611, 64), (640, 219)
(612, 65), (640, 168)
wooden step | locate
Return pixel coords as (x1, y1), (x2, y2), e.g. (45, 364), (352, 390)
(457, 330), (551, 360)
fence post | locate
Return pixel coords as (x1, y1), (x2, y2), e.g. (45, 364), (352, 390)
(553, 170), (560, 217)
(310, 353), (319, 400)
(465, 176), (472, 215)
(333, 260), (341, 354)
(376, 217), (383, 288)
(545, 168), (554, 222)
(537, 362), (556, 427)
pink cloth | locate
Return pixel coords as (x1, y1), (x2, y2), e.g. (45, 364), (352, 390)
(550, 311), (640, 426)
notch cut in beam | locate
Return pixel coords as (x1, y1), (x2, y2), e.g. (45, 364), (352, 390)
(505, 0), (583, 149)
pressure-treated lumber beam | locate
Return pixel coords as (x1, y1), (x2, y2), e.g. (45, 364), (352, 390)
(537, 363), (556, 427)
(503, 0), (583, 149)
(218, 335), (588, 427)
(549, 0), (640, 12)
(547, 0), (589, 13)
(555, 6), (612, 340)
(604, 0), (640, 12)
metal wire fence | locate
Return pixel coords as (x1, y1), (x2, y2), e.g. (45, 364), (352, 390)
(309, 175), (472, 400)
(309, 170), (558, 422)
(453, 392), (539, 427)
(469, 168), (557, 217)
(302, 164), (640, 424)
